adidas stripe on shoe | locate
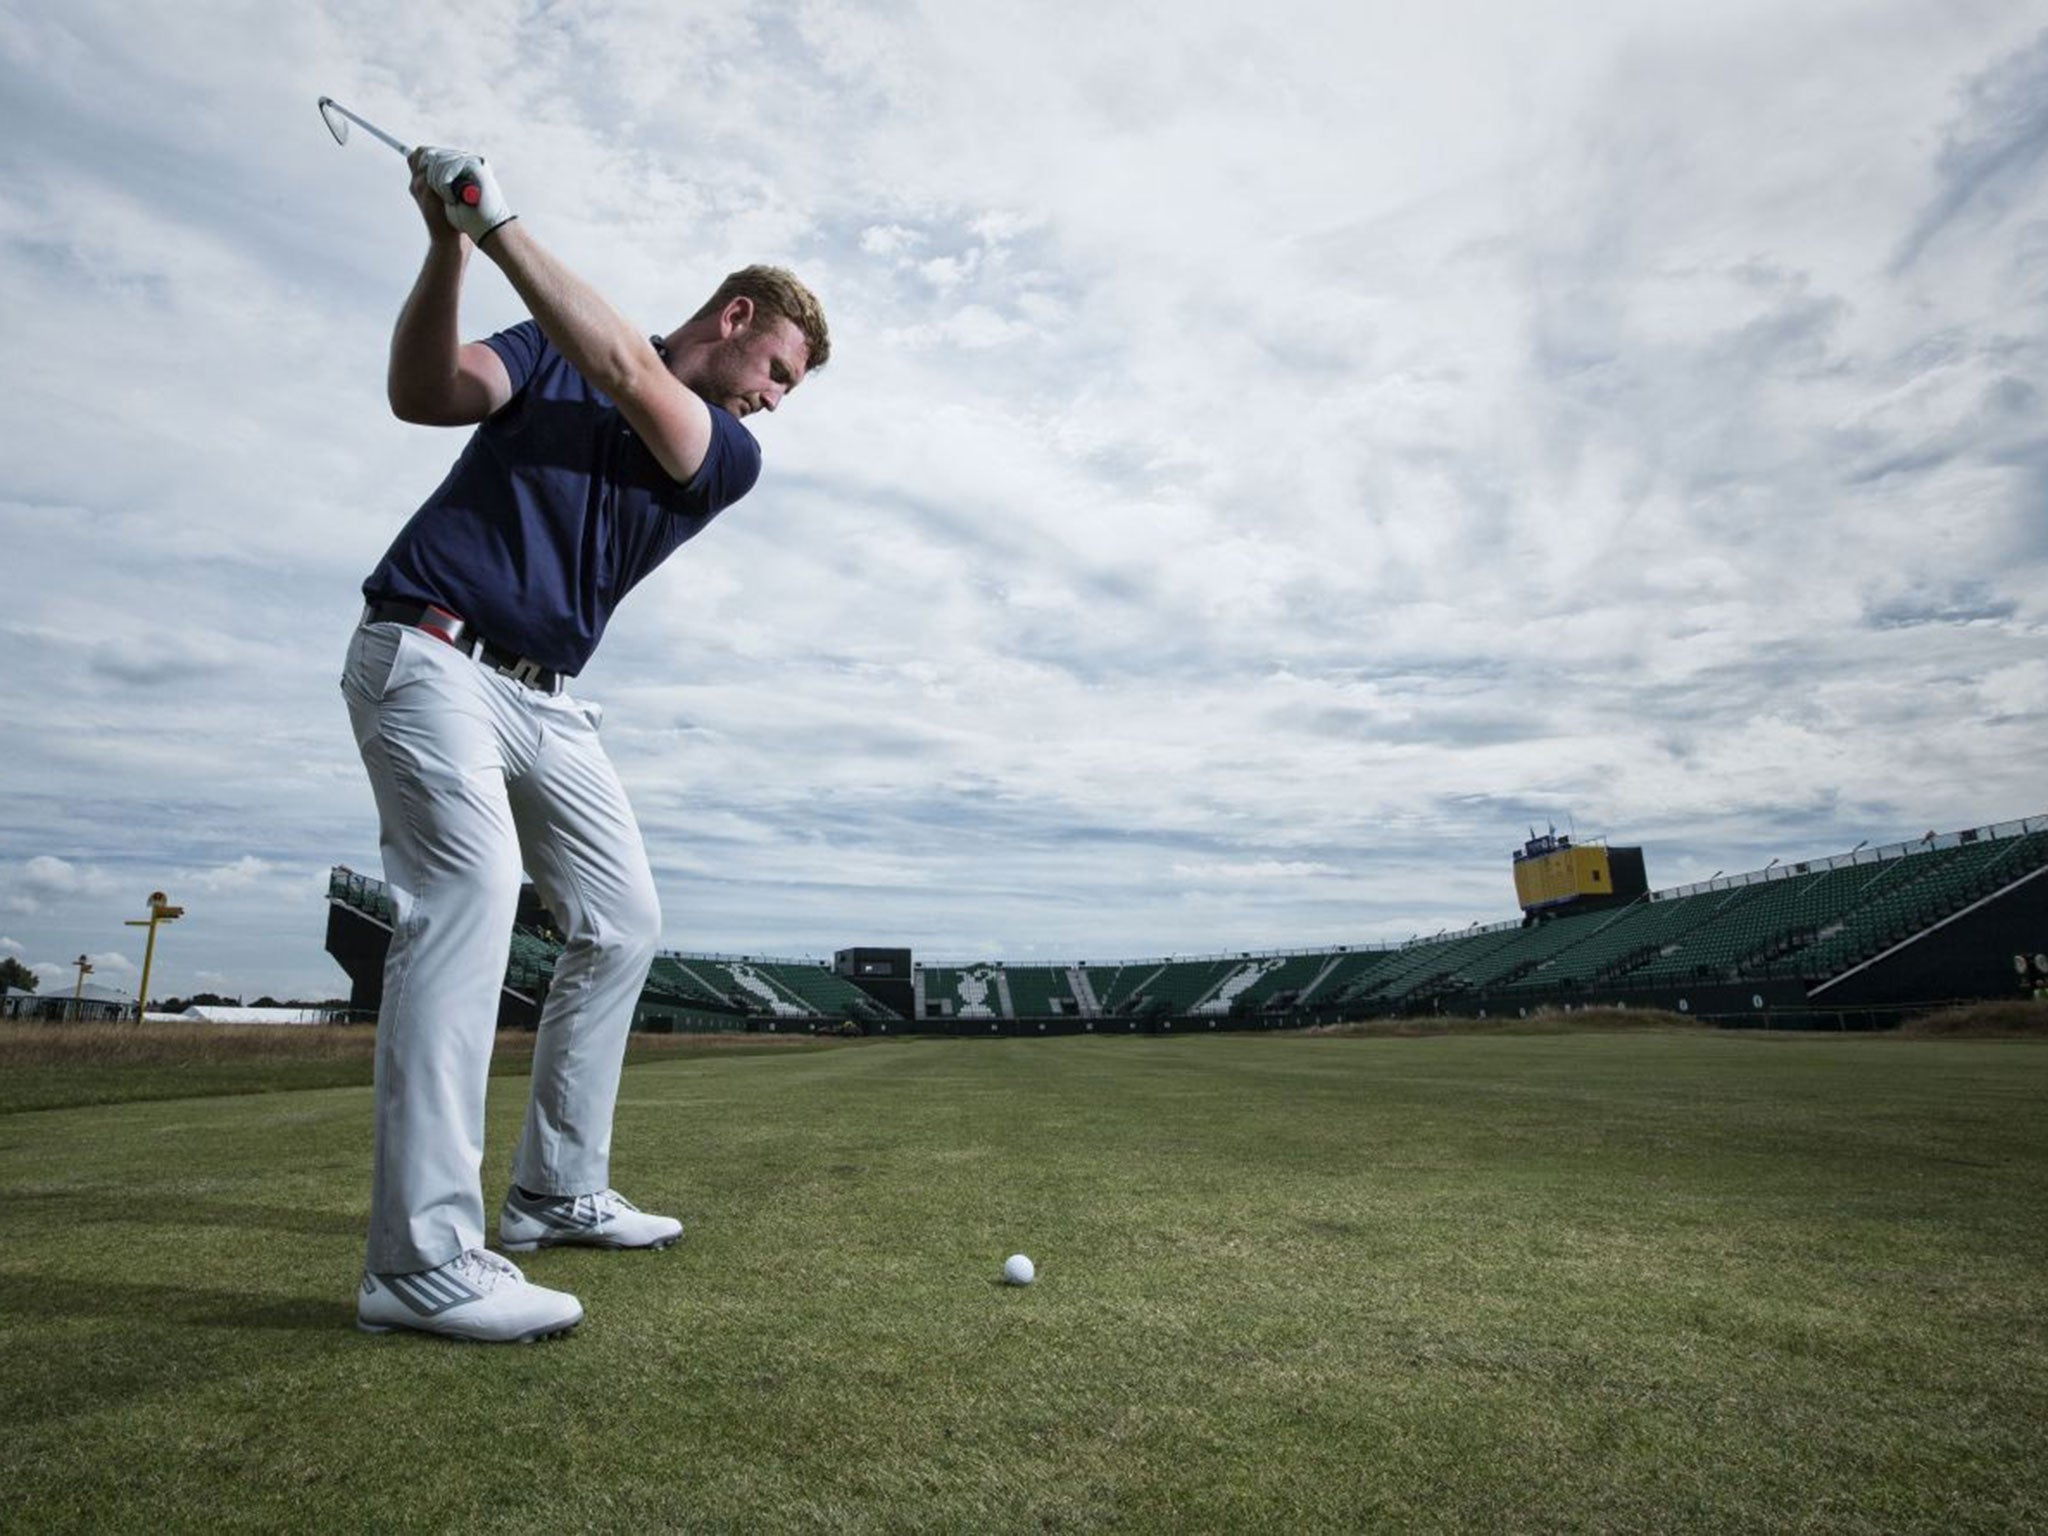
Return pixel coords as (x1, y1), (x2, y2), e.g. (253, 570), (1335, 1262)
(357, 1247), (582, 1343)
(498, 1186), (683, 1253)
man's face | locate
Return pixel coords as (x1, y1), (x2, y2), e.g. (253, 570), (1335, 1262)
(702, 308), (809, 420)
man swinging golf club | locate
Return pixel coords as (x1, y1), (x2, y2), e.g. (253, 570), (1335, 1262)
(345, 143), (827, 1342)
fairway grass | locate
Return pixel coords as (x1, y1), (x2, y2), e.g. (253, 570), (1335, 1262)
(3, 1033), (2044, 1531)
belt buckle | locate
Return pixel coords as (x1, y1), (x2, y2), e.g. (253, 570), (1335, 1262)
(505, 656), (551, 691)
(419, 604), (467, 647)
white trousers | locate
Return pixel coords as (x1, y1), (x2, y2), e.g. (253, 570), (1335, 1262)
(342, 620), (661, 1274)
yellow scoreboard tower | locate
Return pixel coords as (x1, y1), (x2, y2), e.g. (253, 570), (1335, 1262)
(1512, 830), (1647, 923)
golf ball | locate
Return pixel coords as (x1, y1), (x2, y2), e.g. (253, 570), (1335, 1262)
(1003, 1253), (1035, 1286)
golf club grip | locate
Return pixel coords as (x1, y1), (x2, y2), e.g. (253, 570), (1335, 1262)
(452, 173), (482, 208)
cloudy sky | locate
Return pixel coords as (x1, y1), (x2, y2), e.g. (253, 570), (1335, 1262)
(2, 1), (2044, 1003)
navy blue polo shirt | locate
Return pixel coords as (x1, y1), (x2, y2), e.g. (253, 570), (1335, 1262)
(362, 320), (761, 674)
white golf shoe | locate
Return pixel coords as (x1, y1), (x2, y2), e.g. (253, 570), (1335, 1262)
(357, 1247), (583, 1343)
(498, 1186), (683, 1253)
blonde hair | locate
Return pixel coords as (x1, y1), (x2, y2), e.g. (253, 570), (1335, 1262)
(694, 265), (830, 370)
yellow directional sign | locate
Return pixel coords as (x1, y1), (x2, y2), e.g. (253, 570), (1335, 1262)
(127, 892), (185, 1021)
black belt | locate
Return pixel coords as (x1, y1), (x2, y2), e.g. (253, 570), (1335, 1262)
(363, 600), (565, 694)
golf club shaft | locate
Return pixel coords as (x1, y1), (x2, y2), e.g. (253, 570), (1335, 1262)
(319, 96), (483, 207)
(320, 97), (409, 156)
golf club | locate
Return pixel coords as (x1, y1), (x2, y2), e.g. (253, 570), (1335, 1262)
(318, 95), (481, 206)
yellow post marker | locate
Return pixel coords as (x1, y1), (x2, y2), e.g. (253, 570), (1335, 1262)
(71, 954), (94, 1022)
(123, 892), (185, 1022)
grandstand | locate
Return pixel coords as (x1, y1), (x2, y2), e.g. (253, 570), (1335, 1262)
(324, 813), (2048, 1034)
(1000, 965), (1083, 1019)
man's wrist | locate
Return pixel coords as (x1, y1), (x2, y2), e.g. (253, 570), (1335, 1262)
(475, 217), (528, 265)
(423, 233), (470, 273)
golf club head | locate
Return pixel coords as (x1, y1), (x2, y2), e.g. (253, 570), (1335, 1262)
(317, 97), (351, 146)
(317, 96), (409, 157)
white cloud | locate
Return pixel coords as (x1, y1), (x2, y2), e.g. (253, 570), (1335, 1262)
(914, 253), (976, 290)
(2, 856), (120, 915)
(859, 224), (922, 256)
(883, 303), (1035, 350)
(1170, 860), (1347, 883)
(179, 856), (285, 895)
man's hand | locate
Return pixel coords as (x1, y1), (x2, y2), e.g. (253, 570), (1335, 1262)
(390, 149), (515, 425)
(410, 147), (517, 245)
(407, 156), (463, 247)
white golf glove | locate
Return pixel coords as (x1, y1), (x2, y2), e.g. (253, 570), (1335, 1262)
(415, 146), (515, 244)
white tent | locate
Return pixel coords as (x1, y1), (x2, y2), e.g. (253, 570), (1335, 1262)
(150, 1006), (339, 1026)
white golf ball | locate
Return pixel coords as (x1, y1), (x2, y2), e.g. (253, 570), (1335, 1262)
(1003, 1253), (1035, 1286)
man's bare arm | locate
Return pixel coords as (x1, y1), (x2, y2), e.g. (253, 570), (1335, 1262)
(474, 220), (714, 483)
(387, 166), (511, 426)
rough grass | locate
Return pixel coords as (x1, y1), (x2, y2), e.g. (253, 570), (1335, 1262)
(1897, 1000), (2048, 1037)
(0, 1020), (389, 1067)
(1316, 1002), (2048, 1039)
(1304, 1006), (1709, 1038)
(0, 1022), (825, 1115)
(2, 1032), (2044, 1532)
(7, 998), (2034, 1113)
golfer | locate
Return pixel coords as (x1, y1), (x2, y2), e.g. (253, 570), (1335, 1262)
(344, 146), (827, 1342)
